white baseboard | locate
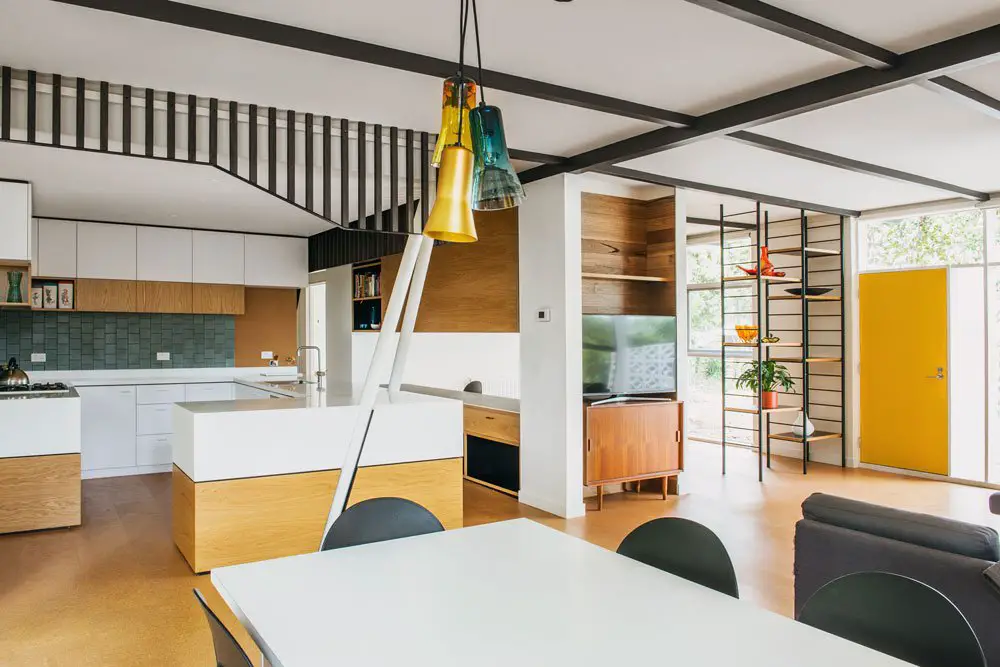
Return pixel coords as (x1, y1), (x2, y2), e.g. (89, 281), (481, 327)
(82, 464), (171, 480)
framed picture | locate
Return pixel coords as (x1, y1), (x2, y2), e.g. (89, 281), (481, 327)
(42, 283), (58, 310)
(30, 286), (43, 309)
(57, 282), (74, 310)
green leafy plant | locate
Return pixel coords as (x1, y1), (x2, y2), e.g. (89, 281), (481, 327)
(735, 360), (795, 393)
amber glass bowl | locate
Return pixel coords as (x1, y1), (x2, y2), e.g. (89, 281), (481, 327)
(735, 324), (759, 343)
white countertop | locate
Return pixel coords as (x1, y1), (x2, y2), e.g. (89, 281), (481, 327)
(176, 382), (454, 414)
(213, 519), (912, 667)
(29, 367), (298, 387)
(396, 383), (520, 413)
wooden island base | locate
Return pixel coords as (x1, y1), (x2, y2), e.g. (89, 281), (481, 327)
(172, 457), (463, 573)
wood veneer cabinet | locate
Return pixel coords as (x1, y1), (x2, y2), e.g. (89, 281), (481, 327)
(76, 279), (138, 312)
(192, 284), (245, 315)
(137, 281), (193, 313)
(584, 400), (684, 510)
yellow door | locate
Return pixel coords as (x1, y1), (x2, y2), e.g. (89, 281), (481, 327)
(860, 269), (948, 474)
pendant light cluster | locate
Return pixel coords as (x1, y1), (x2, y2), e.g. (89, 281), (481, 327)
(423, 0), (526, 244)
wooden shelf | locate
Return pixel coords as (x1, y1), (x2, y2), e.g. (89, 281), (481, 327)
(353, 260), (381, 270)
(581, 272), (673, 283)
(722, 275), (800, 284)
(725, 405), (801, 415)
(0, 301), (30, 308)
(767, 247), (840, 257)
(723, 341), (802, 348)
(352, 329), (381, 333)
(770, 430), (842, 443)
(769, 294), (841, 301)
(32, 307), (77, 312)
(770, 357), (843, 364)
(352, 296), (381, 302)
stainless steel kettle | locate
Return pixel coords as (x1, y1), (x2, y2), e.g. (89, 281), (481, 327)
(0, 357), (30, 387)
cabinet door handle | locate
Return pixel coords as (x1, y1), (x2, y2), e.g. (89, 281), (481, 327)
(587, 439), (591, 453)
(485, 416), (494, 420)
(156, 407), (169, 412)
(120, 389), (133, 394)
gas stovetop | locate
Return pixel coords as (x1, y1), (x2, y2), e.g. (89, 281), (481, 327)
(0, 382), (71, 396)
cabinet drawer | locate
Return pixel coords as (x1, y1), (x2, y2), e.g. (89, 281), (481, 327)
(185, 382), (234, 402)
(136, 384), (186, 405)
(136, 434), (172, 466)
(464, 406), (519, 445)
(137, 403), (174, 435)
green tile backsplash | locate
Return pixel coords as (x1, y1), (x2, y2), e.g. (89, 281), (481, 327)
(0, 311), (235, 371)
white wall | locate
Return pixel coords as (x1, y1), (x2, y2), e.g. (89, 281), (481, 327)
(674, 190), (689, 410)
(948, 266), (986, 481)
(518, 174), (586, 519)
(351, 332), (520, 397)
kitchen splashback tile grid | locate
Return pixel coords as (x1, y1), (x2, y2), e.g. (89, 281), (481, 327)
(0, 311), (235, 371)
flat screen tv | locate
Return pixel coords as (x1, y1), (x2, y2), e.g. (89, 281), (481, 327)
(582, 314), (677, 397)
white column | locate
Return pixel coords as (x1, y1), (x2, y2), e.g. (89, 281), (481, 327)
(517, 174), (586, 519)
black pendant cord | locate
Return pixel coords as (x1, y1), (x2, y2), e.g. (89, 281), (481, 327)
(455, 0), (471, 147)
(472, 0), (486, 105)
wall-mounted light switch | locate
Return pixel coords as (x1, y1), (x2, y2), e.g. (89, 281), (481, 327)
(31, 352), (46, 363)
(157, 352), (170, 361)
(260, 351), (273, 360)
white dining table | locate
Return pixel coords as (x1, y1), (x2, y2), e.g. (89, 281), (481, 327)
(211, 518), (914, 667)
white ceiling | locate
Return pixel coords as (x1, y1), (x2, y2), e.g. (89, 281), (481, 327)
(0, 143), (333, 236)
(0, 0), (999, 221)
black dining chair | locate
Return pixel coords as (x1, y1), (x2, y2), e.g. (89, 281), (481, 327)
(193, 589), (253, 667)
(616, 517), (739, 598)
(798, 572), (986, 667)
(320, 497), (444, 551)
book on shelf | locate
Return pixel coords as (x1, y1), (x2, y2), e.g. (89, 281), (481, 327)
(353, 272), (381, 299)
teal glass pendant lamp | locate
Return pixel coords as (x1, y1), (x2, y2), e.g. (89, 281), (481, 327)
(470, 104), (524, 211)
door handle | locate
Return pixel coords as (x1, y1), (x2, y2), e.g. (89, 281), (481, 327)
(925, 367), (944, 380)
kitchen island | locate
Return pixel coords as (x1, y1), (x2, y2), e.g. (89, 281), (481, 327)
(171, 383), (464, 572)
(0, 387), (81, 534)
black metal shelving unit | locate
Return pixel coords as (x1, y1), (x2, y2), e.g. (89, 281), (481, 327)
(720, 203), (846, 480)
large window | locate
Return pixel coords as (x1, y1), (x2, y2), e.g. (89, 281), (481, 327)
(862, 210), (984, 270)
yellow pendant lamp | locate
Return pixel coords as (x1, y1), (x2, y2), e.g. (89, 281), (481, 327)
(424, 0), (480, 244)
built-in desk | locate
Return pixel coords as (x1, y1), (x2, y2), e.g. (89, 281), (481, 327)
(398, 385), (520, 497)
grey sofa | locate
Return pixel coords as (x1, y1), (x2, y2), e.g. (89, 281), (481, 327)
(795, 493), (1000, 665)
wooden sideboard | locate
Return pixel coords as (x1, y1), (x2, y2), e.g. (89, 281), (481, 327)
(584, 400), (684, 510)
(463, 405), (520, 497)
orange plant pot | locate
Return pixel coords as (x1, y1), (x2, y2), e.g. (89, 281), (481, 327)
(761, 391), (779, 410)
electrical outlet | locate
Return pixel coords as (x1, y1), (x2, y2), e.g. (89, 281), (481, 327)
(536, 307), (551, 322)
(30, 352), (46, 363)
(260, 351), (273, 360)
(156, 352), (170, 361)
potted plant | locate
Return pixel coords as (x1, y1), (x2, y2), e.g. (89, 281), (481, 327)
(735, 360), (794, 409)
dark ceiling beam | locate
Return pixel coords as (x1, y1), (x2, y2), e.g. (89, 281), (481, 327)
(509, 149), (567, 165)
(521, 23), (1000, 183)
(727, 131), (990, 201)
(679, 0), (897, 69)
(595, 166), (861, 217)
(920, 77), (1000, 121)
(687, 216), (757, 230)
(681, 0), (1000, 124)
(52, 0), (694, 128)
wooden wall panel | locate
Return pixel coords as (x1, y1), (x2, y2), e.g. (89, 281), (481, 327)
(581, 193), (648, 276)
(234, 287), (298, 367)
(0, 454), (80, 534)
(137, 281), (193, 313)
(381, 208), (518, 333)
(173, 457), (463, 572)
(193, 284), (245, 315)
(75, 279), (137, 312)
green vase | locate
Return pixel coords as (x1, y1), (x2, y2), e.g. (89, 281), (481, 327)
(6, 271), (22, 304)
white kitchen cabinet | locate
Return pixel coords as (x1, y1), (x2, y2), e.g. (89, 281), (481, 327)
(35, 218), (78, 278)
(79, 385), (137, 471)
(136, 434), (172, 466)
(137, 403), (174, 435)
(136, 383), (186, 405)
(0, 181), (31, 261)
(184, 382), (234, 402)
(244, 235), (307, 288)
(193, 231), (244, 285)
(137, 226), (193, 282)
(77, 222), (137, 279)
